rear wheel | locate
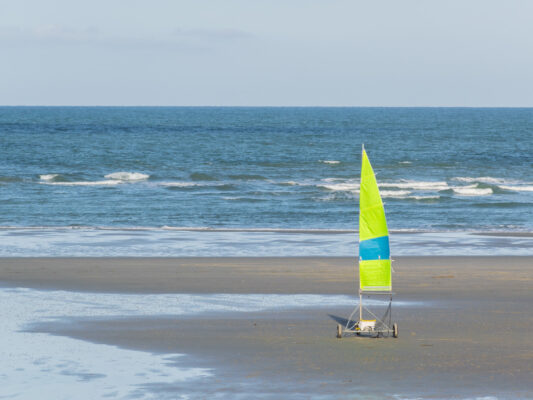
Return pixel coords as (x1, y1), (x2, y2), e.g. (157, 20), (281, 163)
(393, 323), (398, 338)
(336, 324), (342, 338)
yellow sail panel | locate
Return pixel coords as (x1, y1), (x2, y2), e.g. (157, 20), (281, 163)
(359, 149), (388, 241)
(359, 259), (391, 291)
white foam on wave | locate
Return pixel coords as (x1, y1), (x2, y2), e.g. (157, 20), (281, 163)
(318, 178), (359, 192)
(499, 185), (533, 192)
(281, 180), (299, 186)
(1, 287), (401, 399)
(158, 181), (235, 189)
(39, 172), (149, 186)
(43, 180), (123, 186)
(409, 195), (441, 200)
(452, 185), (493, 196)
(41, 180), (123, 186)
(320, 183), (359, 192)
(319, 183), (359, 192)
(319, 178), (453, 195)
(39, 174), (58, 181)
(104, 171), (150, 181)
(379, 180), (449, 191)
(448, 177), (533, 194)
(398, 161), (412, 164)
(319, 160), (341, 164)
(159, 181), (201, 187)
(453, 176), (518, 185)
(381, 190), (412, 197)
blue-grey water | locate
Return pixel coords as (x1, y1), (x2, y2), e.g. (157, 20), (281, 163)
(1, 107), (532, 255)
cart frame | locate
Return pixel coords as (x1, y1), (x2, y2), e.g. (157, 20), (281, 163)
(337, 291), (397, 338)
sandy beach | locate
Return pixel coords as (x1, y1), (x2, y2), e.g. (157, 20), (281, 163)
(1, 256), (532, 399)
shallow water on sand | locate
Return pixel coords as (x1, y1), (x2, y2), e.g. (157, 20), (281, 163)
(1, 287), (381, 399)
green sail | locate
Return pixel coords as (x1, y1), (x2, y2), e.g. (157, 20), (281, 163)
(359, 148), (391, 292)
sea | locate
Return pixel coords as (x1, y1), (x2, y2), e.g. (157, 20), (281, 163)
(1, 106), (532, 256)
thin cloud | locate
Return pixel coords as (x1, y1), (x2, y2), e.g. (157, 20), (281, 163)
(172, 27), (254, 41)
(0, 25), (105, 47)
(0, 24), (254, 51)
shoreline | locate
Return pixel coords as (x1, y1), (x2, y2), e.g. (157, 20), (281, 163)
(2, 230), (533, 258)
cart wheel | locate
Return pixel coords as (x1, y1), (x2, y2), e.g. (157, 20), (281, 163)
(393, 323), (398, 338)
(336, 324), (342, 339)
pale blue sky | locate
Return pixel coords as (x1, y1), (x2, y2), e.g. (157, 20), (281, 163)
(1, 0), (532, 106)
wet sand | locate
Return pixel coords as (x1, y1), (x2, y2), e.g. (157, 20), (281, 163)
(2, 257), (533, 398)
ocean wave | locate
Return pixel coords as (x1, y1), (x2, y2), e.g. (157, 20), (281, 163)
(387, 194), (441, 201)
(452, 176), (519, 185)
(39, 174), (59, 181)
(39, 171), (149, 186)
(42, 180), (123, 186)
(410, 195), (441, 200)
(104, 172), (149, 181)
(228, 174), (267, 181)
(0, 176), (24, 183)
(322, 177), (356, 183)
(319, 178), (452, 194)
(452, 177), (533, 193)
(398, 161), (412, 164)
(379, 180), (449, 191)
(452, 185), (493, 196)
(159, 181), (235, 190)
(279, 181), (300, 186)
(380, 190), (411, 197)
(318, 183), (359, 192)
(498, 185), (533, 192)
(222, 196), (267, 202)
(190, 172), (217, 181)
(159, 181), (199, 187)
(317, 178), (359, 192)
(319, 160), (341, 164)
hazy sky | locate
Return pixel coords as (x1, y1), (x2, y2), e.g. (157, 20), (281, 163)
(1, 0), (532, 106)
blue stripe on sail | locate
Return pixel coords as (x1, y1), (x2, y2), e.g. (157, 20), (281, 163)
(359, 235), (390, 261)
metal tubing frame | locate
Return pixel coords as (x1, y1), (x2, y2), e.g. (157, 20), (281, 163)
(342, 291), (394, 337)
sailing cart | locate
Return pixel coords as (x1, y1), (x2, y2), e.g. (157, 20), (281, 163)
(337, 291), (398, 338)
(336, 146), (398, 339)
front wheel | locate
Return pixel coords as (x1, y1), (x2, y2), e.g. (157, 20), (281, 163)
(392, 323), (398, 338)
(336, 324), (342, 339)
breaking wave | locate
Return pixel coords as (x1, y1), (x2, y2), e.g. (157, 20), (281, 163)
(40, 172), (149, 186)
(452, 185), (493, 196)
(42, 180), (123, 186)
(104, 172), (149, 181)
(380, 190), (412, 197)
(498, 185), (533, 192)
(379, 180), (449, 191)
(452, 176), (513, 184)
(39, 174), (59, 181)
(318, 183), (359, 192)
